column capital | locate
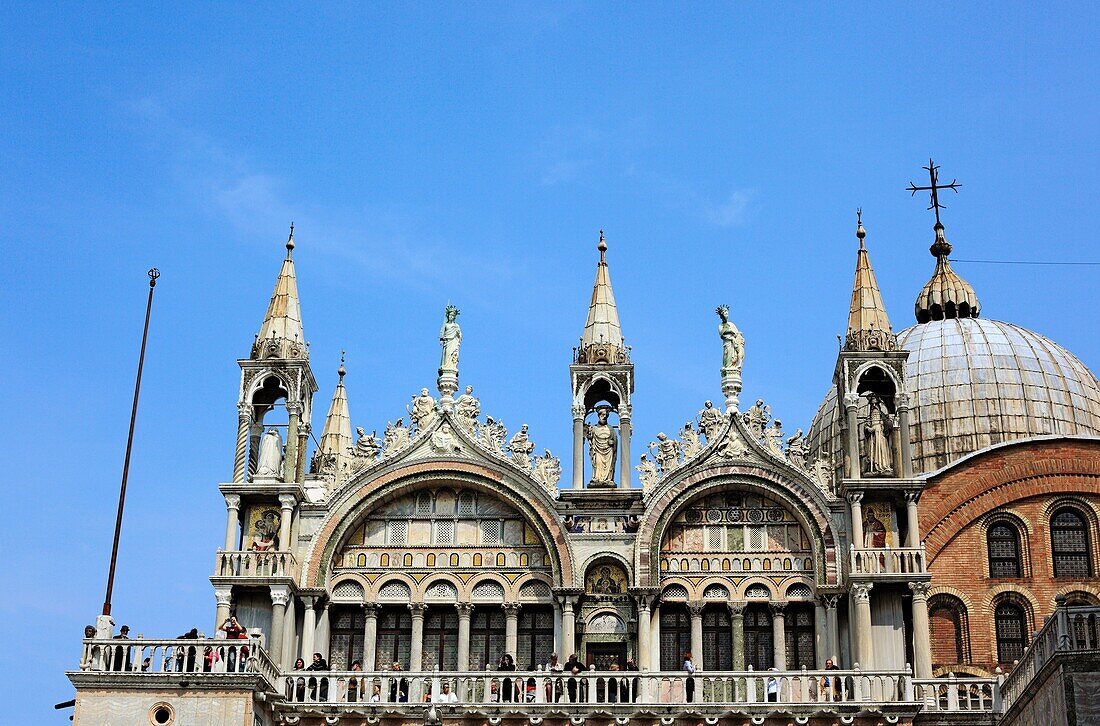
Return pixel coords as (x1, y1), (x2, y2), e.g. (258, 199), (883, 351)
(894, 392), (911, 410)
(408, 602), (427, 616)
(363, 602), (379, 617)
(904, 490), (921, 504)
(908, 581), (931, 600)
(456, 602), (474, 618)
(571, 404), (585, 420)
(632, 591), (656, 611)
(238, 402), (254, 418)
(224, 494), (242, 509)
(502, 602), (522, 616)
(299, 422), (312, 436)
(846, 491), (864, 505)
(727, 600), (747, 617)
(843, 392), (862, 410)
(278, 494), (297, 510)
(214, 585), (233, 607)
(851, 582), (874, 602)
(687, 600), (706, 618)
(300, 595), (316, 610)
(269, 585), (292, 607)
(820, 594), (841, 609)
(768, 602), (788, 616)
(286, 402), (304, 416)
(619, 404), (632, 420)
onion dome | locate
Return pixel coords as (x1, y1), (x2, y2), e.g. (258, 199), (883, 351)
(914, 222), (980, 323)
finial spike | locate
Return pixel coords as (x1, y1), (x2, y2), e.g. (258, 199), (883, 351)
(286, 222), (295, 256)
(856, 208), (866, 248)
(597, 229), (607, 261)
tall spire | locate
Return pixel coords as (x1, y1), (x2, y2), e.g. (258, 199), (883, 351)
(252, 223), (307, 360)
(844, 210), (897, 351)
(576, 230), (628, 365)
(316, 353), (353, 477)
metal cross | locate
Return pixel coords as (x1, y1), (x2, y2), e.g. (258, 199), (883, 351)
(906, 159), (961, 226)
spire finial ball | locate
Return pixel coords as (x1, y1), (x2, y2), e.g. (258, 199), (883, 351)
(286, 222), (295, 254)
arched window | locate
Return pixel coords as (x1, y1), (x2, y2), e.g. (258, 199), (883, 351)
(659, 604), (692, 671)
(1051, 508), (1092, 578)
(987, 522), (1022, 578)
(784, 604), (816, 669)
(702, 606), (732, 670)
(994, 602), (1027, 664)
(743, 605), (774, 670)
(929, 595), (969, 667)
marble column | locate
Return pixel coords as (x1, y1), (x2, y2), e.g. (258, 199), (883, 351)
(770, 603), (787, 670)
(409, 603), (426, 670)
(247, 420), (264, 479)
(214, 585), (232, 634)
(301, 596), (317, 660)
(269, 585), (291, 668)
(814, 599), (828, 668)
(650, 605), (661, 671)
(456, 602), (473, 670)
(910, 582), (933, 678)
(284, 404), (301, 483)
(905, 492), (921, 548)
(571, 406), (585, 489)
(317, 601), (331, 660)
(552, 599), (563, 657)
(278, 495), (296, 552)
(824, 595), (840, 664)
(852, 583), (874, 668)
(848, 492), (865, 550)
(223, 494), (241, 551)
(295, 422), (310, 483)
(233, 403), (252, 483)
(619, 405), (632, 489)
(560, 596), (577, 658)
(843, 392), (862, 479)
(635, 594), (653, 670)
(729, 601), (746, 670)
(363, 604), (378, 671)
(688, 601), (705, 669)
(896, 394), (914, 478)
(504, 603), (521, 657)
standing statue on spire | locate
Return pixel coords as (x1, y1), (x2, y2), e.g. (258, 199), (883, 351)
(716, 305), (744, 374)
(439, 305), (462, 374)
(585, 406), (618, 487)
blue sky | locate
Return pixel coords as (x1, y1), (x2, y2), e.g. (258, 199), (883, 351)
(3, 3), (1098, 719)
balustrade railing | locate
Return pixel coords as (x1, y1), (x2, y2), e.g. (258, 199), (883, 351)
(914, 676), (1000, 712)
(849, 546), (927, 576)
(78, 637), (274, 683)
(1000, 604), (1100, 710)
(215, 550), (298, 579)
(279, 668), (915, 708)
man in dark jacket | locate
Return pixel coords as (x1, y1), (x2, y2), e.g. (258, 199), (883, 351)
(306, 652), (330, 701)
(563, 654), (583, 702)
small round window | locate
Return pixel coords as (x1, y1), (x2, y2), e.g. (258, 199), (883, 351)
(149, 703), (174, 725)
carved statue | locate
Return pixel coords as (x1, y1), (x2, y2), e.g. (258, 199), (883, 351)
(763, 419), (785, 457)
(256, 428), (284, 477)
(454, 385), (480, 435)
(680, 422), (702, 460)
(698, 400), (724, 444)
(716, 305), (745, 374)
(862, 395), (895, 475)
(438, 305), (462, 374)
(481, 416), (507, 455)
(352, 427), (381, 462)
(383, 419), (411, 456)
(533, 449), (562, 488)
(718, 428), (748, 460)
(408, 388), (438, 433)
(585, 407), (618, 486)
(744, 399), (770, 438)
(429, 423), (463, 455)
(508, 424), (535, 470)
(636, 455), (659, 490)
(785, 428), (807, 469)
(649, 433), (682, 474)
(810, 454), (834, 492)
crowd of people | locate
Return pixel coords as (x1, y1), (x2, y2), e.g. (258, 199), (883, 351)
(88, 616), (256, 674)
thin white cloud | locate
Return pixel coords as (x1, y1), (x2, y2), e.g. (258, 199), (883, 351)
(708, 189), (755, 227)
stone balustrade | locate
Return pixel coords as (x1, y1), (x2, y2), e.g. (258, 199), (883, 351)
(214, 549), (298, 579)
(999, 603), (1100, 710)
(78, 637), (278, 685)
(914, 675), (1001, 712)
(848, 546), (928, 577)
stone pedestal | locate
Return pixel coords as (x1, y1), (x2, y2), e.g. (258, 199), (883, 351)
(721, 369), (742, 412)
(437, 371), (458, 411)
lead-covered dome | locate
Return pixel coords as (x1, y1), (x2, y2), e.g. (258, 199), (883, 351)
(807, 318), (1100, 475)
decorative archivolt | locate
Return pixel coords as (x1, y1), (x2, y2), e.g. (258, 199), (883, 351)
(348, 571), (553, 604)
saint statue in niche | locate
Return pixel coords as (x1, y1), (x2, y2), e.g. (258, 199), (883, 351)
(585, 406), (618, 486)
(862, 395), (895, 475)
(438, 304), (462, 374)
(255, 428), (284, 477)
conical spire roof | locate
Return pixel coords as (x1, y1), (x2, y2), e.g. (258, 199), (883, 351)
(317, 356), (353, 464)
(576, 231), (628, 365)
(915, 222), (981, 323)
(844, 212), (898, 351)
(252, 224), (307, 360)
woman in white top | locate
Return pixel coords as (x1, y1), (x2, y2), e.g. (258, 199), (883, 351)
(682, 651), (696, 702)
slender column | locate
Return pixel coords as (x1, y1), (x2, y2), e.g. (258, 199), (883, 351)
(283, 595), (297, 666)
(223, 494), (241, 551)
(269, 585), (291, 667)
(317, 601), (331, 660)
(824, 595), (840, 664)
(214, 586), (232, 634)
(301, 596), (317, 660)
(278, 494), (296, 552)
(456, 602), (473, 670)
(910, 582), (933, 678)
(619, 405), (632, 489)
(896, 394), (914, 478)
(233, 403), (252, 482)
(635, 594), (653, 670)
(814, 599), (827, 668)
(848, 492), (865, 550)
(843, 392), (861, 479)
(409, 603), (426, 670)
(504, 602), (521, 657)
(770, 603), (787, 670)
(248, 421), (263, 479)
(560, 596), (577, 658)
(572, 406), (585, 489)
(553, 599), (563, 656)
(852, 583), (874, 668)
(688, 601), (705, 669)
(729, 601), (746, 670)
(284, 404), (301, 483)
(904, 492), (921, 548)
(296, 422), (310, 483)
(650, 604), (661, 671)
(363, 604), (378, 670)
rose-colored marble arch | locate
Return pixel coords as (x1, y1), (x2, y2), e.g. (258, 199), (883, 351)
(302, 459), (575, 588)
(635, 463), (840, 589)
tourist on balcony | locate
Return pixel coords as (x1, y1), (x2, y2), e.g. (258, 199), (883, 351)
(606, 662), (621, 703)
(307, 652), (330, 701)
(389, 661), (409, 702)
(564, 654), (583, 702)
(546, 653), (563, 702)
(820, 658), (841, 701)
(489, 680), (500, 702)
(288, 658), (306, 702)
(498, 654), (516, 701)
(222, 616), (248, 672)
(370, 684), (382, 702)
(623, 659), (639, 702)
(347, 660), (364, 702)
(174, 627), (199, 672)
(112, 625), (132, 671)
(84, 625), (96, 639)
(766, 667), (780, 702)
(433, 681), (459, 703)
(682, 651), (696, 702)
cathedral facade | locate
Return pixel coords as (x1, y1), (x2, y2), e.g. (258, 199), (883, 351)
(68, 195), (1100, 725)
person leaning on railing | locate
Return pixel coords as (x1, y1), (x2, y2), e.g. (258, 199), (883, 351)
(546, 653), (564, 702)
(564, 654), (583, 702)
(820, 659), (841, 701)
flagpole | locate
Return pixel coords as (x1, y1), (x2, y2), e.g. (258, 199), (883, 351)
(102, 268), (160, 617)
